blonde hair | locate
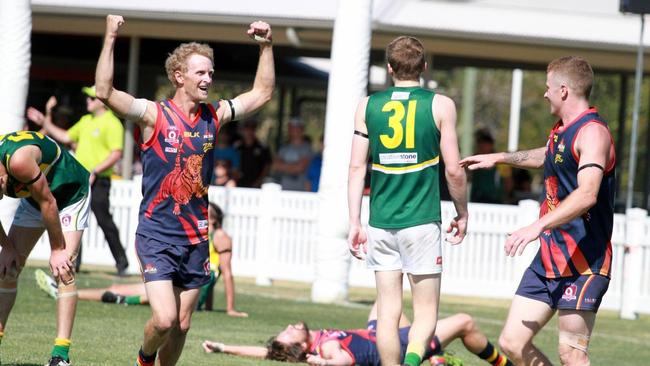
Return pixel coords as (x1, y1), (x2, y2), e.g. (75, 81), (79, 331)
(547, 56), (594, 98)
(165, 42), (214, 87)
(386, 36), (426, 81)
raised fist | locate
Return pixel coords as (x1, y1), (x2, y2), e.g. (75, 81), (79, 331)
(247, 21), (272, 44)
(106, 14), (125, 36)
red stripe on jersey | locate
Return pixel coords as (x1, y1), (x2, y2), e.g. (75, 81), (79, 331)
(539, 235), (556, 278)
(169, 99), (202, 128)
(188, 213), (208, 241)
(559, 229), (592, 275)
(576, 275), (596, 310)
(207, 102), (221, 132)
(549, 238), (572, 277)
(599, 241), (612, 276)
(177, 215), (202, 245)
(140, 103), (164, 151)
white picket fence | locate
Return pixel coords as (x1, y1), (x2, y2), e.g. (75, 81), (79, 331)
(27, 179), (650, 316)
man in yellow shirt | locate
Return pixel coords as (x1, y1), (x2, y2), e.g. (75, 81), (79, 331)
(27, 86), (129, 275)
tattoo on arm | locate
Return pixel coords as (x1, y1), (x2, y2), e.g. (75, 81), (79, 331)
(504, 151), (530, 165)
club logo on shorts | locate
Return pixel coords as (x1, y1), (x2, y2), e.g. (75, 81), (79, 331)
(562, 284), (577, 301)
(436, 256), (443, 265)
(143, 263), (157, 274)
(203, 258), (210, 276)
(60, 214), (72, 227)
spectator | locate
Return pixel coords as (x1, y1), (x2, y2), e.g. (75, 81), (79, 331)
(213, 159), (237, 187)
(469, 129), (512, 204)
(272, 117), (312, 191)
(306, 134), (323, 192)
(27, 87), (129, 276)
(213, 128), (241, 176)
(235, 119), (272, 188)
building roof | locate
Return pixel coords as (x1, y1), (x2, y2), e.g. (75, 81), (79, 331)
(32, 0), (650, 71)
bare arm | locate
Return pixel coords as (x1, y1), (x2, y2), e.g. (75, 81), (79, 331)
(435, 94), (468, 245)
(273, 155), (311, 174)
(27, 97), (73, 145)
(460, 147), (546, 170)
(347, 98), (369, 260)
(9, 146), (73, 279)
(203, 340), (268, 358)
(504, 124), (611, 256)
(215, 230), (247, 316)
(307, 340), (354, 366)
(217, 21), (275, 125)
(93, 150), (122, 175)
(95, 15), (157, 141)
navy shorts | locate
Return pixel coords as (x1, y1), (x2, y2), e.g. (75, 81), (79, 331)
(516, 267), (610, 312)
(135, 233), (211, 289)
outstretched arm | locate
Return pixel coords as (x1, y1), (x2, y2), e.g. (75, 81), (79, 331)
(460, 147), (546, 171)
(27, 97), (72, 145)
(347, 97), (369, 260)
(435, 94), (468, 245)
(216, 21), (275, 125)
(202, 340), (268, 358)
(95, 14), (157, 142)
(504, 124), (611, 256)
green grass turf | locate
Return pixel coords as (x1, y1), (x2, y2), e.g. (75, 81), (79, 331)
(2, 266), (648, 365)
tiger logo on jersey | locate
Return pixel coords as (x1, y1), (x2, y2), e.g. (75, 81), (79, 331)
(145, 144), (208, 218)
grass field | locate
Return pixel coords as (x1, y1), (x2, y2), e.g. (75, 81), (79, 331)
(1, 266), (648, 366)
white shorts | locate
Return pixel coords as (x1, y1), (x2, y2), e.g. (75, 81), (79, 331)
(13, 193), (90, 232)
(366, 222), (442, 275)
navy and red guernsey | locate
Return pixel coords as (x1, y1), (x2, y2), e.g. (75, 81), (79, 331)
(136, 99), (218, 246)
(310, 329), (380, 366)
(533, 107), (616, 279)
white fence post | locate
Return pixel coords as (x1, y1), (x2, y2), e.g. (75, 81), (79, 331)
(125, 178), (142, 275)
(255, 183), (281, 286)
(515, 200), (541, 277)
(620, 208), (646, 319)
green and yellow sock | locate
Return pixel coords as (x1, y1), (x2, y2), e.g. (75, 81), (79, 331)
(477, 341), (513, 366)
(51, 338), (71, 361)
(125, 295), (142, 305)
(403, 343), (424, 366)
(0, 330), (5, 345)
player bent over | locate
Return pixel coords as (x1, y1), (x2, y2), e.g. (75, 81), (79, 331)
(0, 131), (90, 366)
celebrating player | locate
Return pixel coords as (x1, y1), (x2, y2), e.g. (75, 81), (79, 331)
(0, 131), (90, 366)
(460, 56), (615, 366)
(94, 14), (274, 366)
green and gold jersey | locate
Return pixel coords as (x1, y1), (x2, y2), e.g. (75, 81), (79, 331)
(366, 87), (441, 229)
(0, 131), (89, 209)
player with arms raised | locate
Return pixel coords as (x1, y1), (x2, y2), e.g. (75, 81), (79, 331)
(94, 14), (274, 366)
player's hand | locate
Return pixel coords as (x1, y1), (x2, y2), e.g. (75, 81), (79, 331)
(347, 224), (367, 260)
(505, 222), (543, 257)
(227, 309), (249, 318)
(106, 14), (125, 36)
(445, 214), (467, 245)
(45, 96), (58, 113)
(49, 247), (74, 284)
(0, 243), (22, 280)
(306, 354), (329, 366)
(459, 153), (499, 170)
(247, 21), (272, 44)
(26, 107), (45, 126)
(201, 340), (225, 353)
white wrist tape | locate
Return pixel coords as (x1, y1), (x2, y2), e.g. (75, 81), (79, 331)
(126, 98), (148, 121)
(226, 98), (244, 121)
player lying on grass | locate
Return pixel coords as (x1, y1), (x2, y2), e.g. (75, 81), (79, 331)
(202, 301), (512, 366)
(35, 269), (246, 316)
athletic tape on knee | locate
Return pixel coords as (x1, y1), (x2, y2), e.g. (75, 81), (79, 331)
(0, 287), (17, 294)
(559, 331), (590, 353)
(126, 98), (148, 121)
(57, 281), (77, 298)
